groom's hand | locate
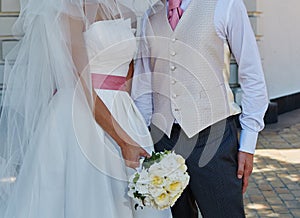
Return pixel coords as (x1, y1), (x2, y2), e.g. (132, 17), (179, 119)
(237, 151), (254, 194)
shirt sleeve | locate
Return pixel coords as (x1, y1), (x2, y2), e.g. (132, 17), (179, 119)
(131, 13), (153, 126)
(225, 0), (269, 154)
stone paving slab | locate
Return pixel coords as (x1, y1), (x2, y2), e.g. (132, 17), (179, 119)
(244, 109), (300, 218)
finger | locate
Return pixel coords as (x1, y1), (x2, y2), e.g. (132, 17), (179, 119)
(125, 160), (139, 169)
(139, 149), (150, 158)
(242, 165), (253, 193)
(237, 155), (245, 180)
(127, 164), (139, 169)
(242, 168), (252, 193)
(242, 175), (249, 194)
(124, 155), (139, 167)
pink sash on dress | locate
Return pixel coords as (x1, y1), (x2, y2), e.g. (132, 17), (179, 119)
(91, 73), (126, 90)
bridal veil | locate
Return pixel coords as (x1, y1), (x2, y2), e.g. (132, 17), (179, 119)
(0, 0), (161, 212)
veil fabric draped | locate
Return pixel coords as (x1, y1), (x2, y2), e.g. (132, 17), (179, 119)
(0, 0), (162, 213)
(0, 0), (84, 210)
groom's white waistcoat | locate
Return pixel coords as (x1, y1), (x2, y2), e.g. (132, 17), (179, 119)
(147, 0), (241, 138)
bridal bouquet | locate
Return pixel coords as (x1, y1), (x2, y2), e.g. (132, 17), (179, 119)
(128, 151), (190, 210)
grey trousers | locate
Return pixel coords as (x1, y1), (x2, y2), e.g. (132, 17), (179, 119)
(152, 117), (245, 218)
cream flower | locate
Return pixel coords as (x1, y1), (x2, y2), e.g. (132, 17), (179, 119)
(175, 154), (185, 165)
(160, 154), (181, 170)
(170, 192), (182, 207)
(127, 151), (189, 210)
(150, 174), (165, 187)
(165, 180), (182, 193)
(148, 163), (169, 177)
(148, 186), (165, 198)
(154, 191), (170, 209)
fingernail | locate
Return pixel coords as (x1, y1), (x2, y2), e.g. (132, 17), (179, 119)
(238, 175), (242, 179)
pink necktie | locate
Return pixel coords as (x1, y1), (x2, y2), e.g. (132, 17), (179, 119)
(168, 0), (183, 30)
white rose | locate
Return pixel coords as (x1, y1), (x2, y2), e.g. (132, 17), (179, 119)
(175, 154), (185, 165)
(148, 173), (167, 188)
(143, 196), (152, 207)
(132, 169), (150, 195)
(169, 192), (182, 207)
(149, 163), (169, 177)
(165, 172), (189, 194)
(149, 186), (166, 197)
(182, 173), (190, 187)
(165, 180), (182, 194)
(135, 182), (149, 195)
(179, 163), (188, 172)
(127, 185), (135, 198)
(154, 191), (171, 209)
(138, 169), (149, 183)
(160, 154), (181, 171)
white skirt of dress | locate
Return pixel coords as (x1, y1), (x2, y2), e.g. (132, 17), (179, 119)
(2, 88), (172, 218)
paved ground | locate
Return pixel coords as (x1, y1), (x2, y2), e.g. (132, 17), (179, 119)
(244, 109), (300, 217)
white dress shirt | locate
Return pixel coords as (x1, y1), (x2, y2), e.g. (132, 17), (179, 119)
(132, 0), (269, 154)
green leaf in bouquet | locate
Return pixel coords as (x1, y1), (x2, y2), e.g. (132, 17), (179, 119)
(133, 191), (146, 205)
(142, 150), (171, 169)
(134, 203), (144, 210)
(142, 152), (161, 169)
(133, 191), (142, 199)
(163, 150), (171, 155)
(133, 173), (140, 184)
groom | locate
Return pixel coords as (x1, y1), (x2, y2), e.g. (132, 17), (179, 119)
(132, 0), (268, 217)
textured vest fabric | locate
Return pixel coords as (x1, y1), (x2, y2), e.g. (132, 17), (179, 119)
(147, 0), (241, 138)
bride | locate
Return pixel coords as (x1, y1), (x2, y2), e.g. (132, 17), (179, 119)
(0, 0), (171, 217)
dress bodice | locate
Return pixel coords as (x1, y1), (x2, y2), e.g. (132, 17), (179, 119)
(84, 19), (136, 77)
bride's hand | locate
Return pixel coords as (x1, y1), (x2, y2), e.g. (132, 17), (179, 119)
(119, 140), (150, 169)
(91, 91), (150, 168)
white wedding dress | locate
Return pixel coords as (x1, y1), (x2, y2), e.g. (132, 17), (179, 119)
(2, 19), (172, 218)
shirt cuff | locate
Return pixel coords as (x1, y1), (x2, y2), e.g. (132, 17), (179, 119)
(239, 129), (259, 154)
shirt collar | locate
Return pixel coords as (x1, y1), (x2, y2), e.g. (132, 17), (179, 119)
(166, 0), (191, 11)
